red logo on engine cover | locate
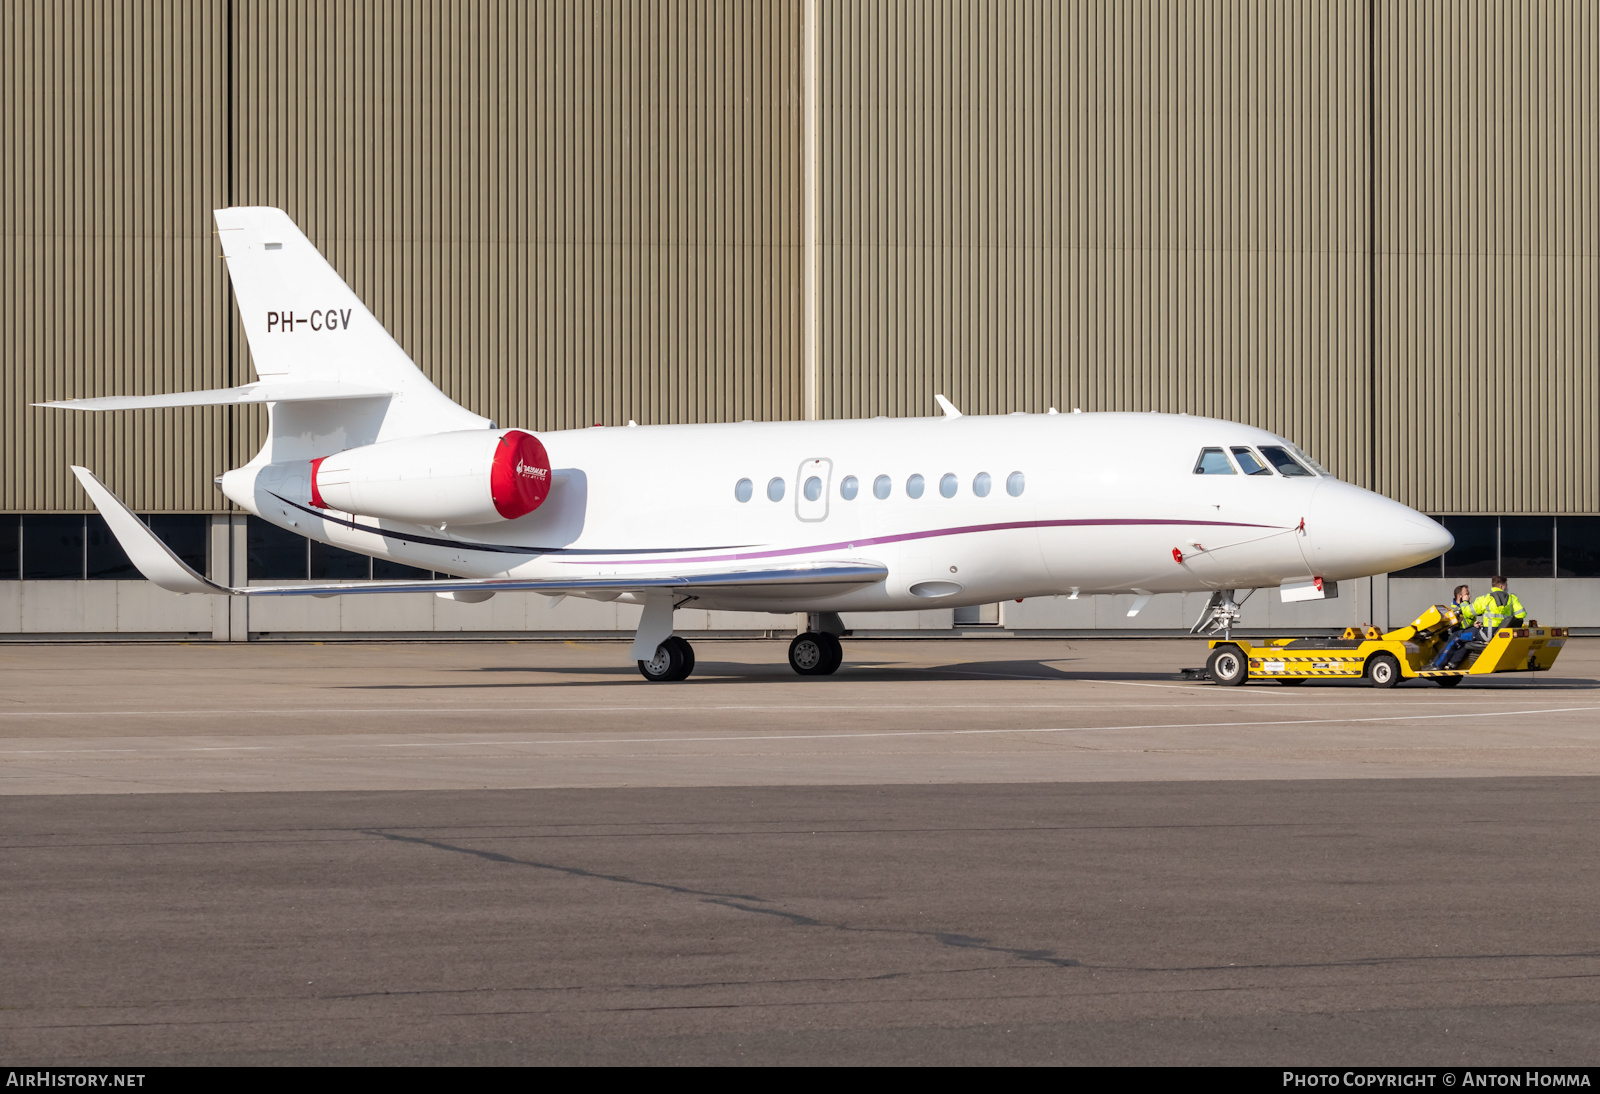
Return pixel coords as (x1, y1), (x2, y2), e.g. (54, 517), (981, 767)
(490, 430), (551, 518)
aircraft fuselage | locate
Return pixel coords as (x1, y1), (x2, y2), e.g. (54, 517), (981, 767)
(224, 410), (1450, 614)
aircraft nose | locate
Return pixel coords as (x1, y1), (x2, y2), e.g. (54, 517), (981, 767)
(1305, 484), (1452, 577)
(1405, 513), (1454, 560)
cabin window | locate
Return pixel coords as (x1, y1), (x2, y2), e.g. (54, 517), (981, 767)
(840, 475), (859, 500)
(1231, 447), (1273, 475)
(873, 474), (892, 499)
(972, 471), (991, 497)
(1193, 447), (1235, 475)
(1006, 471), (1026, 497)
(939, 473), (958, 498)
(803, 475), (823, 501)
(1259, 445), (1313, 477)
(906, 474), (925, 499)
(767, 477), (786, 501)
(735, 478), (753, 502)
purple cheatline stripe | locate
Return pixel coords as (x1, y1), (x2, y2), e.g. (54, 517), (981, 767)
(562, 517), (1282, 567)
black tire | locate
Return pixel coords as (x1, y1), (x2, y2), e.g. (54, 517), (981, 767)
(817, 633), (843, 675)
(1206, 645), (1249, 686)
(1434, 674), (1464, 688)
(1276, 677), (1307, 686)
(789, 632), (837, 676)
(638, 638), (691, 682)
(1365, 652), (1402, 688)
(666, 635), (696, 679)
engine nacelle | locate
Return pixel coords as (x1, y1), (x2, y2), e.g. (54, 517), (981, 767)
(311, 429), (551, 525)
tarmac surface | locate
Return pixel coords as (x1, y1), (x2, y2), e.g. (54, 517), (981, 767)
(3, 638), (1599, 1064)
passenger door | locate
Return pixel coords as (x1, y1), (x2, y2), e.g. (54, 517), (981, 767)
(795, 458), (832, 521)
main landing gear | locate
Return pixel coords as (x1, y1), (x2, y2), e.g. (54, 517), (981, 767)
(637, 635), (696, 682)
(788, 632), (843, 676)
(635, 612), (849, 682)
(788, 611), (847, 676)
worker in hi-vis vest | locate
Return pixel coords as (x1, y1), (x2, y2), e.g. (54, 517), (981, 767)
(1431, 584), (1478, 669)
(1471, 576), (1527, 634)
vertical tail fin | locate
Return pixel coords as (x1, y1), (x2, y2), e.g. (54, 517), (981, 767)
(213, 207), (488, 455)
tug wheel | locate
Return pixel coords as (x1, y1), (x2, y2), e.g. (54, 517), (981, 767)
(1276, 678), (1307, 686)
(1206, 645), (1249, 686)
(1365, 652), (1402, 689)
(1434, 675), (1464, 688)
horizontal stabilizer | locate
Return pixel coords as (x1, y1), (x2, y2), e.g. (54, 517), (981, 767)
(38, 380), (393, 411)
(73, 466), (887, 600)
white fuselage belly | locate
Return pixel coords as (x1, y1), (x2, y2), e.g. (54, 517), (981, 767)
(227, 412), (1444, 611)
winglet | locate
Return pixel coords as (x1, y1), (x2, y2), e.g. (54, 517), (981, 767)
(934, 394), (962, 419)
(70, 467), (229, 595)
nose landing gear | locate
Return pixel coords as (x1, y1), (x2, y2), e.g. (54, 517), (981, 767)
(1191, 589), (1254, 638)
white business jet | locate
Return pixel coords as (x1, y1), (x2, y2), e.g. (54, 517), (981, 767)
(44, 207), (1453, 681)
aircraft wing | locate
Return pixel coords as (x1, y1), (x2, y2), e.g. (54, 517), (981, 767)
(237, 563), (886, 600)
(72, 466), (887, 599)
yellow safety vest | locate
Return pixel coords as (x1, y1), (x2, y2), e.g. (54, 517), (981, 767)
(1471, 588), (1525, 630)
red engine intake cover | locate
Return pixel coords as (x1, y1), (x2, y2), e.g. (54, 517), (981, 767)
(489, 430), (552, 519)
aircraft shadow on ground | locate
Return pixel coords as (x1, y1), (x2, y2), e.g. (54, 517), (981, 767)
(337, 657), (1600, 692)
(335, 658), (1256, 691)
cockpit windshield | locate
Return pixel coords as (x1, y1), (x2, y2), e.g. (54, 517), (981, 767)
(1193, 448), (1235, 475)
(1230, 446), (1273, 476)
(1259, 445), (1314, 477)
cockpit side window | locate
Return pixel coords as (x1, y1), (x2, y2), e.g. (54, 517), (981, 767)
(1259, 445), (1314, 477)
(1231, 446), (1273, 475)
(1287, 442), (1331, 476)
(1193, 447), (1235, 475)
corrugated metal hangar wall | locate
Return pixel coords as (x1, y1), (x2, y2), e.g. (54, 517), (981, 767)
(3, 0), (802, 513)
(820, 0), (1600, 515)
(5, 0), (1597, 515)
(1, 0), (1597, 636)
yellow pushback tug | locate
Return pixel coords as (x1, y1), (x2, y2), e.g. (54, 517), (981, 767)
(1201, 604), (1567, 688)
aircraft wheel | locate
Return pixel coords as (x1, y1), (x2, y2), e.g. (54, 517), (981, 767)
(1365, 652), (1402, 689)
(1434, 674), (1464, 688)
(818, 633), (843, 675)
(666, 635), (696, 679)
(789, 632), (839, 676)
(638, 636), (694, 682)
(1206, 645), (1249, 686)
